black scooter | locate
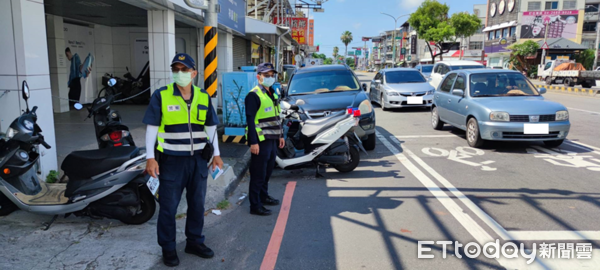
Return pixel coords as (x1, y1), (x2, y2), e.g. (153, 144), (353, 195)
(0, 81), (155, 229)
(103, 62), (150, 104)
(77, 78), (135, 149)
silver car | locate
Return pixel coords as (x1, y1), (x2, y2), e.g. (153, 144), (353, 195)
(415, 64), (434, 78)
(369, 68), (435, 111)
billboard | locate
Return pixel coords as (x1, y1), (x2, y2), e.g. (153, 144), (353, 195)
(410, 35), (417, 54)
(520, 10), (579, 40)
(273, 17), (308, 44)
(308, 19), (314, 46)
(218, 0), (246, 35)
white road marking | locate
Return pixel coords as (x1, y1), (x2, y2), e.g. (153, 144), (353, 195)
(565, 141), (600, 156)
(567, 107), (600, 115)
(395, 135), (463, 138)
(531, 146), (600, 171)
(376, 132), (543, 269)
(421, 146), (497, 171)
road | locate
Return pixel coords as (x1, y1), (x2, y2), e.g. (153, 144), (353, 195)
(155, 72), (600, 270)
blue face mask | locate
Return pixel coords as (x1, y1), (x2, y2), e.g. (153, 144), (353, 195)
(261, 77), (275, 88)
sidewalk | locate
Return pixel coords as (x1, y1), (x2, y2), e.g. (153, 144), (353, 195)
(530, 79), (600, 98)
(0, 104), (252, 269)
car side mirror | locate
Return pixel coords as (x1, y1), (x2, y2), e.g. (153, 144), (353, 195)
(281, 85), (288, 97)
(374, 80), (381, 84)
(538, 87), (547, 94)
(452, 89), (465, 97)
(362, 83), (367, 91)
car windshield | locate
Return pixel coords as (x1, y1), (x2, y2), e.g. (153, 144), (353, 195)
(421, 66), (433, 73)
(385, 71), (426, 83)
(288, 70), (360, 95)
(450, 65), (485, 70)
(470, 73), (540, 97)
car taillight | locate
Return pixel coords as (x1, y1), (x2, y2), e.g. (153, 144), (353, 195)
(347, 106), (353, 114)
(353, 110), (361, 117)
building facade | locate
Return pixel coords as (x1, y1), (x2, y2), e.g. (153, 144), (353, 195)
(484, 0), (521, 68)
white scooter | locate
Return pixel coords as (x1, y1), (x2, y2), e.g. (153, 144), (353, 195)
(277, 100), (366, 176)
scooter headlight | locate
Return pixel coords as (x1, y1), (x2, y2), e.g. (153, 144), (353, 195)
(6, 127), (18, 139)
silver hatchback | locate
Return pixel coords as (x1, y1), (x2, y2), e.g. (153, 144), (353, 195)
(369, 68), (435, 111)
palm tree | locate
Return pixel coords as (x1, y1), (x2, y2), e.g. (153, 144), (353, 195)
(340, 31), (353, 60)
(333, 46), (339, 60)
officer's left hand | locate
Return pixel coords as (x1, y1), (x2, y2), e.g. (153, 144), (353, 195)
(279, 138), (285, 149)
(211, 156), (224, 171)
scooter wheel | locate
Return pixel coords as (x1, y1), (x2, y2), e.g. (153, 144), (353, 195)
(333, 146), (360, 173)
(0, 193), (18, 216)
(119, 186), (156, 225)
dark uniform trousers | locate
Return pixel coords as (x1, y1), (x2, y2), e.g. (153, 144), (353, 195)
(157, 154), (208, 252)
(249, 138), (278, 210)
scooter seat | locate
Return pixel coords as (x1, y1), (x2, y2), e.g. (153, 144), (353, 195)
(302, 114), (349, 138)
(62, 146), (140, 180)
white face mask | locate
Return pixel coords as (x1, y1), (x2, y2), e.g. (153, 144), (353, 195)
(173, 71), (193, 87)
(261, 77), (275, 88)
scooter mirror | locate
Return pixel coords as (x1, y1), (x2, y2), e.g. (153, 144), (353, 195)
(74, 103), (84, 110)
(290, 105), (299, 111)
(108, 78), (117, 87)
(296, 99), (306, 106)
(22, 81), (30, 100)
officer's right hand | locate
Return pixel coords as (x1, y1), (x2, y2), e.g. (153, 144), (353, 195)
(250, 144), (260, 155)
(146, 158), (159, 178)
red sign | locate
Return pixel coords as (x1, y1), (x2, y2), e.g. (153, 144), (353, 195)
(273, 17), (308, 45)
(541, 42), (549, 49)
(362, 37), (370, 41)
(308, 19), (314, 46)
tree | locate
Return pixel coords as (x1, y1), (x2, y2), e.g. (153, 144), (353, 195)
(324, 58), (333, 65)
(312, 53), (327, 60)
(333, 46), (339, 59)
(346, 57), (355, 67)
(340, 31), (353, 59)
(507, 40), (540, 72)
(408, 0), (453, 64)
(450, 12), (482, 60)
(575, 49), (596, 70)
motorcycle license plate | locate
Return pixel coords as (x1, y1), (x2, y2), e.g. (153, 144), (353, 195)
(146, 176), (160, 201)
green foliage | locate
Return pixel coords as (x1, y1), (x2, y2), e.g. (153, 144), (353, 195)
(333, 46), (339, 59)
(46, 170), (58, 183)
(507, 40), (540, 71)
(312, 53), (327, 60)
(345, 57), (355, 66)
(340, 31), (354, 57)
(575, 49), (596, 70)
(324, 58), (333, 65)
(407, 0), (453, 63)
(217, 200), (230, 210)
(451, 12), (482, 39)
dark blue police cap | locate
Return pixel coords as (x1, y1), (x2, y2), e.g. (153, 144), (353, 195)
(171, 53), (196, 70)
(257, 62), (277, 74)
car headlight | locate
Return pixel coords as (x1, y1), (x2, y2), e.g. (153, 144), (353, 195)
(490, 111), (510, 122)
(5, 127), (18, 139)
(386, 91), (400, 96)
(358, 100), (373, 114)
(556, 110), (569, 121)
(426, 90), (434, 95)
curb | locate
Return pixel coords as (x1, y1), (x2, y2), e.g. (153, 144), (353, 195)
(224, 148), (251, 198)
(534, 84), (599, 97)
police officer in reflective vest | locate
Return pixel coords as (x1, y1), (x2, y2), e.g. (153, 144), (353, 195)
(143, 53), (223, 267)
(245, 63), (285, 216)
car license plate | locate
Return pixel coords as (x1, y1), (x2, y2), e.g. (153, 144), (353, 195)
(524, 123), (549, 134)
(407, 96), (423, 104)
(146, 176), (160, 200)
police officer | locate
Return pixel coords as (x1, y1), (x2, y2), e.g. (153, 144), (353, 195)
(245, 63), (285, 216)
(143, 53), (223, 267)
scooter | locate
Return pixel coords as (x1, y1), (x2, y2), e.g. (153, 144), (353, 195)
(103, 63), (151, 105)
(0, 81), (155, 229)
(76, 78), (135, 149)
(277, 100), (366, 176)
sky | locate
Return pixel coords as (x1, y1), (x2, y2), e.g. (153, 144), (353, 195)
(309, 0), (483, 58)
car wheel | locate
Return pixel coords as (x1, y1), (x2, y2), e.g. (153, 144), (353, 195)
(545, 77), (553, 85)
(466, 118), (484, 148)
(431, 106), (444, 130)
(362, 133), (376, 151)
(543, 139), (564, 148)
(0, 193), (18, 216)
(380, 94), (388, 111)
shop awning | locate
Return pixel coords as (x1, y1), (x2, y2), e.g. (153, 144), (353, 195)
(245, 17), (295, 47)
(483, 21), (517, 32)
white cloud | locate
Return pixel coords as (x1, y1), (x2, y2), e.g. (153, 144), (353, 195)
(353, 23), (362, 29)
(400, 0), (425, 9)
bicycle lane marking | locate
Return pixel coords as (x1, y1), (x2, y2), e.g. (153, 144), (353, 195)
(260, 181), (297, 270)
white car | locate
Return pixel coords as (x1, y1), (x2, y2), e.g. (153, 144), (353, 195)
(429, 60), (485, 90)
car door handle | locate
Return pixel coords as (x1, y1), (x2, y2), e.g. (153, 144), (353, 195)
(448, 99), (451, 103)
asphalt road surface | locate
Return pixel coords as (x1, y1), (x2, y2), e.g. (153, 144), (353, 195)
(159, 72), (600, 270)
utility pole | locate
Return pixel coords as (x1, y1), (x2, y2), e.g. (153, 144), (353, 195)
(594, 21), (600, 70)
(184, 0), (218, 97)
(381, 13), (410, 68)
(540, 22), (549, 66)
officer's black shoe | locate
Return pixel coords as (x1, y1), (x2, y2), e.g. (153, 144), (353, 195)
(185, 243), (215, 258)
(162, 249), (180, 267)
(262, 196), (280, 206)
(250, 207), (272, 216)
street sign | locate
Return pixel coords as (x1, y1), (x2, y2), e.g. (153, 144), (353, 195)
(541, 42), (549, 49)
(401, 48), (406, 54)
(407, 55), (411, 61)
(355, 50), (362, 56)
(349, 51), (355, 56)
(395, 37), (402, 40)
